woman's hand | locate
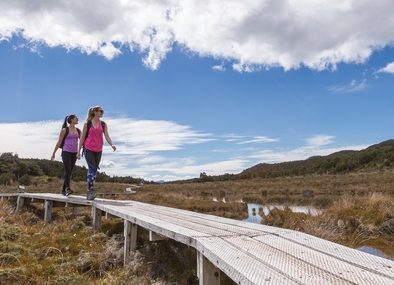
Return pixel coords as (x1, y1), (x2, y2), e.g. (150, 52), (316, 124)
(111, 145), (117, 152)
(77, 153), (81, 160)
(51, 154), (55, 161)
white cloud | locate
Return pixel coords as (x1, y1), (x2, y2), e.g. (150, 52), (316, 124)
(107, 117), (213, 155)
(212, 63), (225, 72)
(1, 1), (394, 70)
(222, 134), (277, 144)
(377, 62), (394, 74)
(306, 135), (335, 147)
(0, 117), (214, 180)
(237, 136), (279, 145)
(249, 144), (368, 164)
(329, 79), (367, 93)
(124, 157), (250, 180)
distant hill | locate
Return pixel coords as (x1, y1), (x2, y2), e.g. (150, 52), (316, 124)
(0, 152), (149, 186)
(176, 139), (394, 183)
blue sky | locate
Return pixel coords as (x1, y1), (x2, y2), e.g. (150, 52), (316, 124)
(1, 1), (394, 181)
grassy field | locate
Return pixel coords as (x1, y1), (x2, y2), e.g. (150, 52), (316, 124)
(0, 171), (393, 283)
(0, 201), (205, 284)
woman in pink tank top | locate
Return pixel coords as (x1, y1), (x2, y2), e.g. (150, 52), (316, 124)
(51, 114), (81, 196)
(78, 106), (116, 200)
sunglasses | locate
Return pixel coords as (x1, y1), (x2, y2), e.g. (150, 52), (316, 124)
(97, 109), (104, 114)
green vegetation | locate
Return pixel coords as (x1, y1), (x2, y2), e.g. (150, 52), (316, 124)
(177, 139), (394, 183)
(0, 152), (149, 186)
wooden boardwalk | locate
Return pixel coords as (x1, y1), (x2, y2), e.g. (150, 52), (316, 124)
(1, 192), (393, 285)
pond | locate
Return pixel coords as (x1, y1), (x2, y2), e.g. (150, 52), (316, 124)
(242, 203), (321, 223)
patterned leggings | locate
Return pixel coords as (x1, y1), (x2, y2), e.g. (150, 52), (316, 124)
(84, 149), (102, 189)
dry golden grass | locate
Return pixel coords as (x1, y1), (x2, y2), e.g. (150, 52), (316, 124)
(262, 193), (394, 254)
(0, 201), (240, 285)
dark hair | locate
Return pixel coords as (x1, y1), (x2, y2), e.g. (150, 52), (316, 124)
(62, 114), (77, 129)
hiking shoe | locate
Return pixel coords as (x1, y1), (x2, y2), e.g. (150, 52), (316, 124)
(65, 188), (73, 197)
(87, 189), (96, 201)
(61, 190), (66, 196)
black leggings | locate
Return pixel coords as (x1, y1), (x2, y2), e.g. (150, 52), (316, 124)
(62, 151), (77, 191)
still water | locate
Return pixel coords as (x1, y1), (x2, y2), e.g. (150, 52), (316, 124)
(243, 203), (321, 223)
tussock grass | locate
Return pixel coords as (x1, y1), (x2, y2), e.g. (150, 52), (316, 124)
(263, 193), (394, 251)
(0, 201), (211, 285)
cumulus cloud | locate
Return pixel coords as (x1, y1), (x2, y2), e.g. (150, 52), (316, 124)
(377, 62), (394, 74)
(329, 79), (367, 93)
(1, 0), (394, 70)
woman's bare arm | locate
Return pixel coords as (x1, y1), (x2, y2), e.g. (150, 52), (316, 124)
(104, 124), (116, 151)
(77, 123), (88, 158)
(51, 128), (66, 160)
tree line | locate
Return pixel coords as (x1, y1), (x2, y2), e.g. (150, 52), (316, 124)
(173, 139), (394, 183)
(0, 152), (149, 186)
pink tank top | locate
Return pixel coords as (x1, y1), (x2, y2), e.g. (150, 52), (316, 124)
(84, 122), (104, 152)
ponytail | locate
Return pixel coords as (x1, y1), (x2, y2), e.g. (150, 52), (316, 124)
(86, 107), (95, 122)
(62, 114), (77, 129)
(62, 116), (68, 129)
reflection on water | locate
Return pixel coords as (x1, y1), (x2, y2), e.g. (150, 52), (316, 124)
(357, 245), (394, 261)
(243, 203), (321, 224)
(243, 203), (263, 223)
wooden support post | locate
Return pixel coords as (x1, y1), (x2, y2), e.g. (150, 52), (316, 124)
(44, 200), (53, 223)
(16, 196), (25, 212)
(197, 252), (221, 285)
(92, 206), (102, 231)
(149, 231), (168, 241)
(123, 220), (137, 265)
(1, 196), (4, 202)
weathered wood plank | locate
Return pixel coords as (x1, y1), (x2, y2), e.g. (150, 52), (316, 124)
(16, 196), (25, 212)
(253, 234), (394, 284)
(149, 231), (168, 241)
(197, 251), (221, 285)
(196, 237), (300, 285)
(94, 203), (207, 246)
(128, 203), (263, 236)
(124, 220), (138, 265)
(44, 200), (53, 222)
(92, 206), (102, 231)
